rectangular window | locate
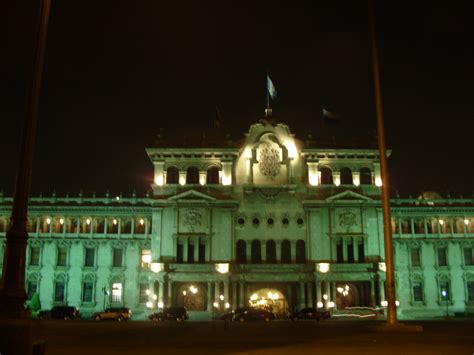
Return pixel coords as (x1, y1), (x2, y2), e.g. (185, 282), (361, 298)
(437, 247), (447, 267)
(410, 248), (421, 267)
(57, 247), (68, 266)
(199, 243), (206, 263)
(347, 242), (354, 263)
(464, 248), (473, 266)
(54, 281), (65, 303)
(358, 243), (365, 262)
(112, 248), (123, 267)
(29, 247), (40, 266)
(412, 282), (423, 302)
(139, 283), (148, 304)
(112, 282), (122, 303)
(27, 281), (37, 300)
(141, 249), (151, 268)
(467, 282), (474, 302)
(188, 243), (195, 263)
(176, 244), (183, 263)
(85, 248), (95, 267)
(336, 243), (343, 263)
(439, 281), (450, 301)
(82, 282), (93, 303)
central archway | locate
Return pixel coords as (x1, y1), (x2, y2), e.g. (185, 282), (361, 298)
(248, 288), (288, 318)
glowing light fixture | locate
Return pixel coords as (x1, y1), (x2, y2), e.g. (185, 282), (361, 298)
(317, 263), (330, 273)
(215, 263), (229, 274)
(439, 219), (444, 225)
(395, 300), (400, 307)
(182, 291), (187, 296)
(322, 294), (328, 301)
(116, 196), (120, 201)
(464, 218), (470, 225)
(328, 301), (335, 308)
(145, 289), (150, 295)
(190, 285), (198, 294)
(146, 301), (153, 309)
(378, 262), (387, 272)
(113, 219), (118, 225)
(375, 178), (382, 187)
(381, 300), (388, 307)
(59, 218), (64, 225)
(152, 294), (157, 300)
(86, 218), (91, 225)
(155, 175), (164, 186)
(141, 250), (152, 264)
(46, 218), (51, 225)
(286, 140), (298, 159)
(219, 294), (224, 301)
(140, 218), (145, 225)
(250, 293), (258, 301)
(157, 301), (164, 308)
(225, 302), (230, 309)
(337, 287), (344, 293)
(150, 262), (164, 273)
(317, 302), (324, 308)
(213, 302), (219, 308)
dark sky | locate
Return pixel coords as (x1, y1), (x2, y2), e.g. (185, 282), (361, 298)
(3, 1), (473, 198)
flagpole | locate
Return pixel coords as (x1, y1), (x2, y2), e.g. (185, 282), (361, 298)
(266, 70), (270, 110)
(368, 0), (397, 326)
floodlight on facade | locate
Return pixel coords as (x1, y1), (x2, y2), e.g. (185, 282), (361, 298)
(46, 218), (51, 225)
(439, 219), (444, 225)
(215, 263), (229, 274)
(378, 262), (387, 272)
(150, 262), (164, 273)
(146, 301), (153, 309)
(225, 302), (230, 309)
(157, 301), (164, 308)
(317, 263), (330, 273)
(59, 218), (64, 225)
(317, 302), (324, 308)
(464, 219), (470, 225)
(328, 301), (335, 308)
(190, 285), (198, 294)
(219, 294), (224, 301)
(375, 177), (382, 187)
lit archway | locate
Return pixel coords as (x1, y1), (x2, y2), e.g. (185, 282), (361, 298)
(176, 283), (207, 311)
(248, 288), (288, 317)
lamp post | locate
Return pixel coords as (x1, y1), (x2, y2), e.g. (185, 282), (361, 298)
(0, 0), (52, 319)
(102, 286), (109, 310)
(441, 289), (449, 318)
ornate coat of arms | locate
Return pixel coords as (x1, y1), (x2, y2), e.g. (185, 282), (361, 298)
(182, 208), (203, 233)
(258, 143), (281, 180)
(338, 209), (358, 233)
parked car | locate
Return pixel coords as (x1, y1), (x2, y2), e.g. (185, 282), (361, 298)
(149, 307), (188, 322)
(93, 307), (132, 321)
(220, 307), (250, 321)
(38, 306), (80, 320)
(290, 307), (331, 321)
(233, 308), (275, 322)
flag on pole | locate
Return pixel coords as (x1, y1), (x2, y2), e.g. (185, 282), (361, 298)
(267, 75), (277, 100)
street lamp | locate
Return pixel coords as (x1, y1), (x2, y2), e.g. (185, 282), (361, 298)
(441, 289), (449, 318)
(102, 286), (109, 310)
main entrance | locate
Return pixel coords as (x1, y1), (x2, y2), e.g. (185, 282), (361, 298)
(248, 288), (289, 318)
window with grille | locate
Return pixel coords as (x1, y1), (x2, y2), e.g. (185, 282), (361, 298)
(113, 248), (123, 267)
(410, 248), (421, 267)
(85, 248), (95, 267)
(437, 247), (447, 267)
(54, 281), (65, 303)
(464, 247), (473, 265)
(467, 282), (474, 302)
(412, 282), (423, 302)
(29, 247), (40, 266)
(82, 282), (93, 303)
(57, 247), (67, 266)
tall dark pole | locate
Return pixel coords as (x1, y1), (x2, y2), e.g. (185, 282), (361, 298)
(368, 0), (398, 325)
(0, 0), (52, 318)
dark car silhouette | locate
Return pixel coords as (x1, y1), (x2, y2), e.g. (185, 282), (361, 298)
(149, 307), (188, 322)
(290, 307), (330, 321)
(232, 308), (275, 322)
(38, 306), (79, 320)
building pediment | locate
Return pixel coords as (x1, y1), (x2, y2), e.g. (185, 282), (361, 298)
(167, 190), (216, 202)
(325, 190), (372, 202)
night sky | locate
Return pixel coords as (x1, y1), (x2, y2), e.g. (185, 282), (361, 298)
(3, 1), (473, 198)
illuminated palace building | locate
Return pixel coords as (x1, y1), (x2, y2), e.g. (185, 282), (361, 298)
(1, 119), (473, 320)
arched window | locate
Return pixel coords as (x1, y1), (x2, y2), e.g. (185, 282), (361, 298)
(166, 166), (179, 184)
(251, 240), (261, 264)
(296, 240), (306, 263)
(360, 168), (372, 185)
(281, 240), (291, 264)
(266, 240), (276, 263)
(206, 166), (220, 185)
(340, 167), (353, 185)
(236, 240), (247, 263)
(320, 167), (333, 185)
(186, 166), (199, 185)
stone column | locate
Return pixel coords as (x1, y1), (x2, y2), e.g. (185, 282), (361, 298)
(221, 161), (233, 186)
(307, 162), (319, 186)
(379, 279), (385, 305)
(291, 241), (296, 263)
(183, 237), (188, 263)
(207, 282), (213, 311)
(76, 217), (80, 236)
(239, 282), (245, 307)
(352, 171), (360, 186)
(276, 241), (282, 263)
(261, 242), (266, 262)
(354, 238), (360, 262)
(316, 281), (322, 305)
(331, 282), (337, 309)
(299, 282), (306, 309)
(246, 242), (251, 263)
(104, 217), (108, 235)
(193, 237), (199, 263)
(333, 171), (341, 186)
(179, 171), (186, 185)
(167, 280), (173, 307)
(158, 281), (164, 307)
(231, 282), (237, 309)
(224, 281), (229, 308)
(307, 282), (313, 308)
(342, 238), (348, 262)
(214, 281), (221, 304)
(199, 171), (207, 186)
(411, 218), (415, 237)
(247, 159), (253, 184)
(370, 278), (376, 307)
(205, 239), (211, 262)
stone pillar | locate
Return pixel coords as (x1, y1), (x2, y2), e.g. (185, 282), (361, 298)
(246, 242), (251, 263)
(183, 237), (188, 263)
(411, 218), (415, 237)
(167, 280), (173, 307)
(291, 241), (296, 263)
(352, 171), (360, 186)
(342, 238), (348, 262)
(307, 162), (319, 186)
(307, 282), (313, 308)
(370, 278), (376, 307)
(221, 161), (233, 186)
(239, 282), (245, 307)
(199, 171), (207, 186)
(214, 281), (220, 304)
(158, 281), (164, 307)
(179, 171), (186, 185)
(153, 161), (165, 185)
(104, 217), (108, 235)
(261, 242), (266, 262)
(205, 239), (211, 262)
(224, 281), (229, 308)
(331, 282), (337, 309)
(76, 217), (80, 236)
(193, 237), (199, 262)
(299, 282), (306, 309)
(231, 282), (237, 309)
(379, 279), (386, 305)
(276, 241), (282, 263)
(354, 238), (360, 262)
(207, 282), (213, 311)
(333, 171), (341, 186)
(247, 158), (253, 184)
(316, 281), (322, 305)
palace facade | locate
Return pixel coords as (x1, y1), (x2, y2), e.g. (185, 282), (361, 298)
(0, 119), (473, 319)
